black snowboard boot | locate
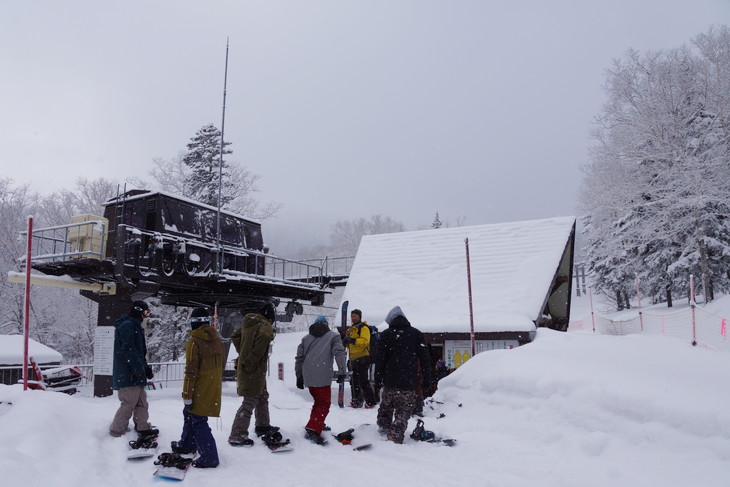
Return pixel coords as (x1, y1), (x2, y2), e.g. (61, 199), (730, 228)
(254, 425), (280, 437)
(304, 428), (327, 446)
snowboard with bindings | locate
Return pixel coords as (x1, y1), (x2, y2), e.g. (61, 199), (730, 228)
(333, 428), (372, 451)
(261, 429), (294, 453)
(338, 300), (349, 408)
(127, 431), (158, 461)
(410, 419), (457, 446)
(153, 452), (193, 481)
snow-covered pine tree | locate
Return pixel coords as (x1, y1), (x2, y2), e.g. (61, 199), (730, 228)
(182, 123), (234, 207)
(432, 212), (443, 229)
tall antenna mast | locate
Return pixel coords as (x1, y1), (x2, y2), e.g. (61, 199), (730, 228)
(215, 37), (230, 274)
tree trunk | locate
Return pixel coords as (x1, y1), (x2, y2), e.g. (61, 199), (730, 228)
(616, 289), (624, 311)
(666, 284), (673, 308)
(695, 218), (712, 303)
(623, 290), (631, 309)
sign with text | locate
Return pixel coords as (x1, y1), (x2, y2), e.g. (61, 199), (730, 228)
(444, 339), (519, 369)
(94, 327), (115, 376)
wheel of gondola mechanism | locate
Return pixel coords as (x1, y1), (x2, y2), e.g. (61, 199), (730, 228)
(140, 247), (157, 277)
(158, 242), (176, 277)
(183, 248), (202, 276)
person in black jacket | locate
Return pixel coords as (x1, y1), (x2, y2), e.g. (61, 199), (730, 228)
(374, 306), (431, 444)
(109, 300), (157, 438)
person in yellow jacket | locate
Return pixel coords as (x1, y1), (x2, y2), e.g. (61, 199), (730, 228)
(172, 307), (224, 468)
(344, 309), (377, 408)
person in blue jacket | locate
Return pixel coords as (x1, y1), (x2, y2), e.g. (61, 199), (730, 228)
(109, 300), (158, 439)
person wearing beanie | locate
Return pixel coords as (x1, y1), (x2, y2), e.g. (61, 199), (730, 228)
(173, 307), (224, 468)
(228, 304), (279, 447)
(295, 315), (347, 445)
(343, 308), (377, 408)
(110, 300), (158, 439)
(374, 306), (431, 444)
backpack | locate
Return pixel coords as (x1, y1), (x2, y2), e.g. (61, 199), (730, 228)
(361, 321), (380, 360)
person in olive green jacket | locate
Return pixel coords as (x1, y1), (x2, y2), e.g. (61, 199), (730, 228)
(172, 307), (224, 468)
(228, 304), (279, 446)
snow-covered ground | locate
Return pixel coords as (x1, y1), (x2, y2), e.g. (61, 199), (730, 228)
(1, 317), (729, 487)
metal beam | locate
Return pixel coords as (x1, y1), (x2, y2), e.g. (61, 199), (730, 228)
(7, 271), (116, 295)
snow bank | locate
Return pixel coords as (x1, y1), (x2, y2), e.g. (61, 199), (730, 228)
(1, 328), (729, 487)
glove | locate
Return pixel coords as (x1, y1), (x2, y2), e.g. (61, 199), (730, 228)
(296, 376), (304, 390)
(336, 374), (346, 384)
(145, 365), (154, 380)
(183, 399), (193, 406)
(343, 337), (355, 345)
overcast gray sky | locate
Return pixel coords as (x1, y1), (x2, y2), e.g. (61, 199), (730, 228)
(2, 1), (728, 253)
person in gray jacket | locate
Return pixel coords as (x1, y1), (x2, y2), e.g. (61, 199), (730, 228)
(295, 315), (347, 445)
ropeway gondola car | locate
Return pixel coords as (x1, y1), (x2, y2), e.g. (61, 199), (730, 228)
(25, 189), (327, 310)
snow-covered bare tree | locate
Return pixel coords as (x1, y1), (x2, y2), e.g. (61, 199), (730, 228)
(144, 297), (190, 363)
(40, 177), (119, 226)
(580, 26), (730, 307)
(149, 154), (189, 196)
(0, 178), (40, 333)
(329, 215), (405, 256)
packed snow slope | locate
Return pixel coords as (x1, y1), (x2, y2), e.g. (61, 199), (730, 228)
(1, 328), (729, 487)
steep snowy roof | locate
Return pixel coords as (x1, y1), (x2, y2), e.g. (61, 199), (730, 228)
(341, 216), (575, 333)
(0, 335), (63, 365)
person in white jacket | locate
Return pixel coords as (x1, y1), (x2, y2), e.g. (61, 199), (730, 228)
(295, 315), (347, 445)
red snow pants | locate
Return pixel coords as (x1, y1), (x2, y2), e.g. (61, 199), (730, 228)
(305, 386), (331, 434)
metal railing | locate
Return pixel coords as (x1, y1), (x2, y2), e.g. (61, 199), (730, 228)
(266, 256), (355, 281)
(0, 361), (238, 392)
(21, 219), (108, 263)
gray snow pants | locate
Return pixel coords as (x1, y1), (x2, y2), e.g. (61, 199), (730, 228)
(229, 386), (271, 441)
(109, 385), (152, 436)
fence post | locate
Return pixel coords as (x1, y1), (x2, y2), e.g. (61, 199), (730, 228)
(589, 288), (596, 333)
(639, 311), (644, 333)
(690, 274), (697, 346)
(278, 362), (284, 381)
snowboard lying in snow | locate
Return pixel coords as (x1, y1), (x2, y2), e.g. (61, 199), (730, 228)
(153, 452), (194, 481)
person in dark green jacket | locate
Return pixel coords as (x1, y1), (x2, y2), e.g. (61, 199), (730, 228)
(109, 300), (157, 438)
(172, 307), (224, 468)
(228, 304), (279, 447)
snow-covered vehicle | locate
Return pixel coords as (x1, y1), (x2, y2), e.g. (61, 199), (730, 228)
(23, 357), (83, 395)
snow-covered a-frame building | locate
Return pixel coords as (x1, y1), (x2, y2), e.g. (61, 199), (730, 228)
(341, 216), (576, 369)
